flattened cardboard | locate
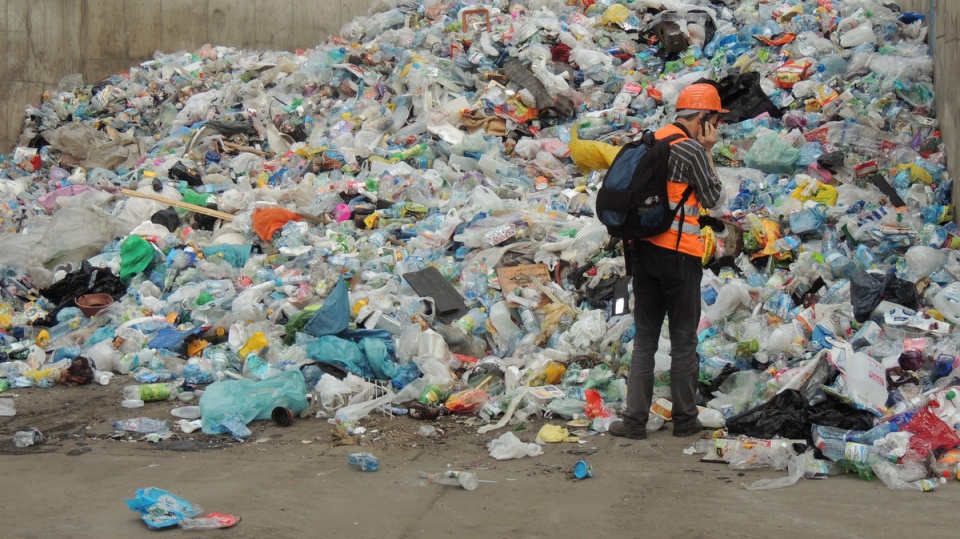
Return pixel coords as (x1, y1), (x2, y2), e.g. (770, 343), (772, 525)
(496, 264), (551, 308)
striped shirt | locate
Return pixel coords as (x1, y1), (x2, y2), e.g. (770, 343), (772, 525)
(666, 138), (724, 210)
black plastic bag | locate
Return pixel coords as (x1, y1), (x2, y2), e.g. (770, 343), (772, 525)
(817, 151), (846, 171)
(726, 389), (874, 442)
(698, 363), (739, 405)
(885, 277), (919, 310)
(725, 389), (809, 440)
(151, 207), (181, 232)
(37, 262), (126, 325)
(168, 161), (203, 188)
(807, 396), (876, 431)
(850, 270), (889, 323)
(699, 72), (782, 123)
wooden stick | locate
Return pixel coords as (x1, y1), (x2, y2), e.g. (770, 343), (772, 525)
(222, 140), (272, 158)
(119, 188), (234, 221)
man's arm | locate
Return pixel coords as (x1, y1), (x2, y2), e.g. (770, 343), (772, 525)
(672, 141), (724, 209)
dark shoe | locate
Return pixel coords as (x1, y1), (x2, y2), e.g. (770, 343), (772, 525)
(608, 420), (647, 440)
(672, 419), (703, 438)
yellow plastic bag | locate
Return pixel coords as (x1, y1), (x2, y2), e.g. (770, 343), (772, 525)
(790, 183), (838, 206)
(597, 4), (630, 26)
(746, 214), (785, 258)
(569, 123), (621, 173)
(701, 225), (717, 266)
(536, 424), (578, 443)
(896, 163), (933, 185)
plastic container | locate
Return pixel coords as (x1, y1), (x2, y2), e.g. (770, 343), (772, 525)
(347, 452), (380, 472)
(0, 397), (15, 417)
(74, 293), (114, 316)
(13, 428), (42, 448)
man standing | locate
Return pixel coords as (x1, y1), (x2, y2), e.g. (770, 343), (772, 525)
(609, 84), (726, 439)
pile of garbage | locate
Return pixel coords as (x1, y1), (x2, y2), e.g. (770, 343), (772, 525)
(0, 0), (956, 490)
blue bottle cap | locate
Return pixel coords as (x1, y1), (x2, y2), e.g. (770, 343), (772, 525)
(205, 151), (221, 164)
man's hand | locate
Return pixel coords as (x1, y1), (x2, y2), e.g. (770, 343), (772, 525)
(698, 120), (718, 150)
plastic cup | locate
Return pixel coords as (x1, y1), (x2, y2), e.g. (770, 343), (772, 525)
(574, 460), (593, 480)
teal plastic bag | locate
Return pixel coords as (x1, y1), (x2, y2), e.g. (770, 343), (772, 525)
(304, 276), (350, 337)
(199, 370), (307, 434)
(744, 135), (800, 174)
(306, 335), (370, 378)
(202, 244), (251, 268)
(360, 337), (397, 380)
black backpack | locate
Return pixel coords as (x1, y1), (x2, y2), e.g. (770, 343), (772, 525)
(595, 131), (693, 241)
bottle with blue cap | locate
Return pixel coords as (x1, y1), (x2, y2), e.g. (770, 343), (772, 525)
(816, 54), (848, 80)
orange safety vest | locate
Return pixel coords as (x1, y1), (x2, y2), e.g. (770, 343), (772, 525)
(644, 123), (703, 259)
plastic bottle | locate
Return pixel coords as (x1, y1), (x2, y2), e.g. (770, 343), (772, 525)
(13, 428), (42, 448)
(112, 417), (169, 433)
(519, 307), (540, 334)
(420, 470), (479, 490)
(821, 227), (856, 278)
(453, 307), (487, 335)
(217, 412), (252, 440)
(347, 452), (380, 472)
(488, 301), (521, 345)
(178, 514), (237, 530)
(873, 460), (941, 491)
(816, 55), (848, 80)
(37, 315), (86, 347)
(932, 448), (960, 480)
(123, 382), (179, 403)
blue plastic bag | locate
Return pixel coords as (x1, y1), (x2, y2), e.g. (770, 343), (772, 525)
(125, 487), (201, 529)
(147, 325), (203, 352)
(199, 370), (308, 434)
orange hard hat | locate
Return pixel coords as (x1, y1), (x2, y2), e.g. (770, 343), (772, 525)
(676, 83), (729, 113)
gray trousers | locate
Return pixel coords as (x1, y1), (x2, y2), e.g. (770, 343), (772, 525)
(624, 242), (702, 433)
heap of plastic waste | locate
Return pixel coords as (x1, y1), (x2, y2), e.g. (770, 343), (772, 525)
(0, 0), (956, 489)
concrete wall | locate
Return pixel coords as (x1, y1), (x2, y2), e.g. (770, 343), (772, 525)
(0, 0), (376, 152)
(1, 0), (958, 189)
(896, 0), (959, 209)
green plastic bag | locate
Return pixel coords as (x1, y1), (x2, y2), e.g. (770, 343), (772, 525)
(119, 235), (155, 281)
(744, 135), (800, 174)
(199, 370), (308, 434)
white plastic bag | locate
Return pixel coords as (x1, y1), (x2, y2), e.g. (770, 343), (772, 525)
(744, 450), (815, 491)
(487, 432), (543, 460)
(333, 388), (396, 425)
(316, 374), (353, 411)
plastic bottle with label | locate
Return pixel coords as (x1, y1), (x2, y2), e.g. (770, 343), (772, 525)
(420, 470), (479, 490)
(123, 382), (180, 404)
(453, 307), (487, 336)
